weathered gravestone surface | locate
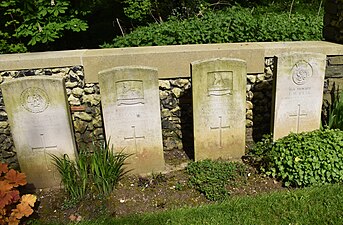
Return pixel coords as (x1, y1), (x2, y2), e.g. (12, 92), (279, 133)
(272, 52), (326, 140)
(192, 58), (246, 161)
(1, 77), (77, 188)
(98, 66), (165, 174)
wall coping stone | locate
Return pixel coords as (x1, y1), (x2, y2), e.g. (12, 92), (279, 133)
(260, 41), (343, 57)
(0, 41), (342, 83)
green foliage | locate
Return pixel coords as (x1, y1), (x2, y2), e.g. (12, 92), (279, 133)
(51, 140), (130, 201)
(186, 159), (247, 201)
(121, 0), (269, 26)
(249, 129), (343, 187)
(101, 5), (323, 48)
(0, 0), (88, 53)
(122, 0), (207, 25)
(123, 0), (153, 22)
(322, 89), (343, 130)
(89, 141), (131, 196)
(50, 153), (88, 201)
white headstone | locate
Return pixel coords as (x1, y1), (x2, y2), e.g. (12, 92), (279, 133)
(98, 66), (165, 174)
(272, 52), (326, 140)
(192, 58), (246, 161)
(1, 77), (77, 188)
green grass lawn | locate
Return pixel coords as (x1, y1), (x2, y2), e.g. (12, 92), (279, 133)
(38, 183), (343, 225)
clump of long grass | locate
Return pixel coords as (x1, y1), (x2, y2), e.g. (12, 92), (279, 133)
(50, 140), (130, 201)
(322, 84), (343, 130)
(50, 153), (88, 201)
(89, 141), (131, 196)
(327, 91), (343, 130)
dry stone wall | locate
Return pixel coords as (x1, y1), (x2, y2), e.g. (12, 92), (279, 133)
(0, 57), (335, 168)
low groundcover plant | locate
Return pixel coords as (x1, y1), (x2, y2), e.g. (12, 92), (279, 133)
(186, 159), (247, 201)
(249, 129), (343, 187)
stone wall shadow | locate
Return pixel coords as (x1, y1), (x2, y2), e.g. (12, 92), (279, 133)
(179, 87), (194, 160)
(251, 78), (273, 142)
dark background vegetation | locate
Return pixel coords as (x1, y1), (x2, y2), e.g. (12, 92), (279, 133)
(0, 0), (324, 53)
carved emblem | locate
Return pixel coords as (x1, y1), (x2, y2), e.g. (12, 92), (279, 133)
(207, 71), (233, 96)
(116, 80), (144, 105)
(21, 87), (49, 113)
(291, 60), (313, 85)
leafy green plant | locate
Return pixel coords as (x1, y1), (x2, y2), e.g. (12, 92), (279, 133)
(123, 0), (153, 22)
(186, 159), (247, 201)
(101, 5), (323, 48)
(0, 0), (88, 53)
(0, 162), (37, 225)
(174, 182), (183, 191)
(249, 129), (343, 187)
(89, 141), (131, 196)
(51, 140), (130, 201)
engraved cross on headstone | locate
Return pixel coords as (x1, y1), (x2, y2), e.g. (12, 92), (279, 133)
(289, 104), (307, 133)
(210, 116), (230, 148)
(124, 125), (145, 153)
(31, 133), (57, 171)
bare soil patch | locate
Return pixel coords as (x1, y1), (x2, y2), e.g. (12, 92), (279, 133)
(30, 150), (285, 224)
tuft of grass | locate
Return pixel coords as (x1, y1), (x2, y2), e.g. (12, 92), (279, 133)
(327, 91), (343, 130)
(50, 140), (131, 201)
(89, 140), (131, 196)
(50, 153), (88, 201)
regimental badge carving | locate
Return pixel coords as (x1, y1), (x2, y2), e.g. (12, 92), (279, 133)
(207, 71), (233, 96)
(116, 80), (144, 105)
(21, 87), (49, 113)
(291, 60), (313, 85)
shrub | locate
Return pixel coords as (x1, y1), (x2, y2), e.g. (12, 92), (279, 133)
(101, 6), (323, 48)
(186, 159), (247, 201)
(0, 0), (88, 53)
(0, 162), (37, 225)
(249, 129), (343, 187)
(51, 140), (130, 201)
